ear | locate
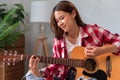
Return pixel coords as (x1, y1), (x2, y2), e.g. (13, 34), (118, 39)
(71, 10), (76, 18)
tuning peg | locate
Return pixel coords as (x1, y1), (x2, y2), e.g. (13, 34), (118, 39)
(13, 58), (16, 63)
(12, 58), (16, 66)
(12, 62), (15, 66)
(2, 58), (6, 65)
(8, 58), (11, 62)
(12, 57), (17, 66)
(4, 50), (8, 56)
(14, 51), (18, 56)
(14, 51), (18, 54)
(2, 62), (5, 65)
(7, 62), (10, 66)
(8, 50), (13, 56)
(3, 58), (6, 61)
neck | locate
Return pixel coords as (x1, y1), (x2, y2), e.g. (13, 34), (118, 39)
(65, 25), (80, 44)
(67, 25), (79, 38)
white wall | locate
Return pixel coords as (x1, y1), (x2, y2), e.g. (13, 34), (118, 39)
(73, 0), (120, 34)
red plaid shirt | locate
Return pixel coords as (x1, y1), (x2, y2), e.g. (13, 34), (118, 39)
(44, 24), (120, 80)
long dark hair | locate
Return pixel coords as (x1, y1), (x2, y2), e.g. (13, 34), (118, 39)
(50, 0), (86, 39)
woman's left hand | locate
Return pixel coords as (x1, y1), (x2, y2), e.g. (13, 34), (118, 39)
(29, 55), (41, 77)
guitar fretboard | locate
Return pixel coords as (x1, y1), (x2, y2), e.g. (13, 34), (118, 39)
(24, 55), (84, 68)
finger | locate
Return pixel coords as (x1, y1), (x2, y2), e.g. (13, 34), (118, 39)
(86, 46), (95, 50)
(33, 57), (40, 66)
(29, 55), (35, 62)
(85, 48), (94, 56)
(29, 55), (35, 68)
(32, 57), (40, 69)
(85, 47), (92, 53)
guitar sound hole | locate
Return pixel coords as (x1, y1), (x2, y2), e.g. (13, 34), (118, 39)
(84, 58), (97, 72)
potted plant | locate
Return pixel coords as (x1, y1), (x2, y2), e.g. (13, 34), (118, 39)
(0, 3), (27, 50)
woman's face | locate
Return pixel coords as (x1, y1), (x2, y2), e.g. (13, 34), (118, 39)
(54, 10), (76, 32)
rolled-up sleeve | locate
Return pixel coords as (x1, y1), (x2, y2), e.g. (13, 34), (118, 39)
(112, 34), (120, 49)
(25, 70), (45, 80)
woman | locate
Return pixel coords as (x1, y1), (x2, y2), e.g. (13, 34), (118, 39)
(25, 0), (120, 80)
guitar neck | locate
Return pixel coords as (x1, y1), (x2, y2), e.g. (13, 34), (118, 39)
(23, 55), (84, 68)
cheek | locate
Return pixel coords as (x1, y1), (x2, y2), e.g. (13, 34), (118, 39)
(57, 20), (65, 27)
(57, 22), (60, 27)
(61, 19), (65, 24)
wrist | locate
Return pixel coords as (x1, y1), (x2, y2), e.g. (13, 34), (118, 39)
(35, 72), (42, 77)
(101, 47), (107, 54)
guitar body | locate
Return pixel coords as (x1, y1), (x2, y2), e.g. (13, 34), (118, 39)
(70, 46), (120, 80)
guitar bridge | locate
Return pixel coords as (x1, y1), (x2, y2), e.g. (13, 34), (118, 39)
(106, 56), (112, 78)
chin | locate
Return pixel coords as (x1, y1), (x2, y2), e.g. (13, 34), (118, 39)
(63, 29), (68, 32)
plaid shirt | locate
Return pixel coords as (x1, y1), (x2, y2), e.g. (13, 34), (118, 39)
(43, 24), (120, 80)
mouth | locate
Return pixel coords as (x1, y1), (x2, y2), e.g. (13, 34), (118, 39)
(61, 25), (66, 29)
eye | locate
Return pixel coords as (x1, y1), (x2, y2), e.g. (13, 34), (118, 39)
(56, 15), (64, 23)
(59, 16), (64, 20)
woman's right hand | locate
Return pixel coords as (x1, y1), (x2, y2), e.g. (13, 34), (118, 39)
(28, 55), (41, 77)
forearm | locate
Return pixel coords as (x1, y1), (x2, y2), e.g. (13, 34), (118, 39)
(85, 44), (120, 56)
(102, 44), (119, 53)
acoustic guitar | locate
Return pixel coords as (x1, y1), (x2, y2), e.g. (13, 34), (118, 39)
(0, 46), (120, 80)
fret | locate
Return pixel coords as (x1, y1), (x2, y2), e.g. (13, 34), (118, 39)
(74, 59), (76, 67)
(73, 59), (75, 67)
(55, 58), (57, 64)
(51, 57), (53, 64)
(71, 59), (74, 67)
(45, 57), (47, 63)
(50, 57), (52, 64)
(58, 58), (61, 65)
(60, 58), (62, 64)
(66, 58), (68, 66)
(56, 58), (58, 64)
(53, 57), (55, 64)
(46, 57), (49, 63)
(76, 60), (78, 67)
(40, 56), (43, 62)
(54, 58), (56, 64)
(63, 58), (65, 65)
(61, 58), (63, 65)
(43, 56), (45, 63)
(68, 59), (70, 66)
(49, 57), (51, 64)
(58, 58), (60, 64)
(65, 59), (67, 65)
(65, 58), (67, 66)
(64, 59), (67, 65)
(69, 59), (72, 66)
(77, 59), (79, 67)
(75, 59), (78, 67)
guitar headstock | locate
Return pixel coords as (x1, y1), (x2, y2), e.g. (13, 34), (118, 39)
(0, 50), (23, 66)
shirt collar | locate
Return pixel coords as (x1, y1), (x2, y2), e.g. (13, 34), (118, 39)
(80, 27), (88, 38)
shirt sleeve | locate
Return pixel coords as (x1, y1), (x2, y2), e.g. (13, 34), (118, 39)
(94, 24), (120, 54)
(25, 70), (45, 80)
(100, 26), (120, 49)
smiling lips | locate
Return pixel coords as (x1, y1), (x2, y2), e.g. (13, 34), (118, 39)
(61, 25), (66, 29)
